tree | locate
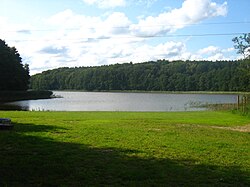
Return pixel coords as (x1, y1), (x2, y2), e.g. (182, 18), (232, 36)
(30, 59), (250, 92)
(232, 33), (250, 59)
(0, 39), (30, 91)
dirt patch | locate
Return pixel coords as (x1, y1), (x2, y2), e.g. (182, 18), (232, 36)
(148, 128), (162, 132)
(176, 124), (250, 132)
(210, 124), (250, 132)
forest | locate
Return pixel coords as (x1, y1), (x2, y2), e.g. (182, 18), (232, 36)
(30, 59), (250, 92)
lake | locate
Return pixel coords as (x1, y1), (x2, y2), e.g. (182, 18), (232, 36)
(0, 91), (238, 112)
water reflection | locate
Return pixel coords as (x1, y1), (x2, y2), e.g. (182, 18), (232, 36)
(0, 91), (238, 112)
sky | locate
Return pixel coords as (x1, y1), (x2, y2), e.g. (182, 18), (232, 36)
(1, 0), (250, 75)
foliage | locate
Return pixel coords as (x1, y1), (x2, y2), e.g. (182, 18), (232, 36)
(0, 111), (249, 186)
(232, 33), (250, 59)
(0, 39), (30, 91)
(31, 59), (250, 92)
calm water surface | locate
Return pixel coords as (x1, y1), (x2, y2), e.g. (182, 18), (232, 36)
(0, 91), (238, 112)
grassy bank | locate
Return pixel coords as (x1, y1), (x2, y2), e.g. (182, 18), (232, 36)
(0, 111), (249, 186)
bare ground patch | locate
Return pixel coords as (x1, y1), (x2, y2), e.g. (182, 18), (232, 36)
(209, 124), (250, 132)
(176, 124), (250, 132)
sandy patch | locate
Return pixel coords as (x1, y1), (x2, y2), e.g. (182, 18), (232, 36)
(176, 124), (250, 132)
(209, 124), (250, 132)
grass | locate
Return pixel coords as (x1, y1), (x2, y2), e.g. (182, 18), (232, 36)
(0, 111), (249, 186)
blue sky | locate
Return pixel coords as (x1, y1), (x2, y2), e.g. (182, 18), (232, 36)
(1, 0), (249, 74)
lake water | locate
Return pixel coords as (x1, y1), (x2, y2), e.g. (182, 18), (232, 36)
(0, 91), (238, 112)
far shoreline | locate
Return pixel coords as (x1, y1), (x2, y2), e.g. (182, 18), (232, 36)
(51, 90), (248, 95)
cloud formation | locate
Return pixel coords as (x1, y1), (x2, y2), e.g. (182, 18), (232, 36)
(1, 0), (233, 75)
(130, 0), (228, 36)
(39, 46), (68, 55)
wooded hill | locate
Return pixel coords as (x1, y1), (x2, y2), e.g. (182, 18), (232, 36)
(30, 59), (250, 92)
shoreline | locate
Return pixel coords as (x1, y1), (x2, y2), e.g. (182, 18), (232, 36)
(0, 90), (53, 102)
(52, 90), (248, 95)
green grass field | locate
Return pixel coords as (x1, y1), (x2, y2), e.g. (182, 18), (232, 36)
(0, 111), (249, 186)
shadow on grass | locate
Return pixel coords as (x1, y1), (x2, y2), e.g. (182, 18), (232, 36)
(11, 122), (67, 133)
(0, 123), (249, 187)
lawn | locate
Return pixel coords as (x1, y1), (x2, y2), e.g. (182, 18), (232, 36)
(0, 111), (249, 186)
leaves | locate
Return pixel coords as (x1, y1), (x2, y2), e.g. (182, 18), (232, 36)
(0, 39), (30, 91)
(232, 33), (250, 59)
(30, 60), (250, 92)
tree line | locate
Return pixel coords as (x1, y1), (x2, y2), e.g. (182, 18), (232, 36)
(1, 33), (249, 92)
(0, 39), (30, 91)
(30, 59), (250, 92)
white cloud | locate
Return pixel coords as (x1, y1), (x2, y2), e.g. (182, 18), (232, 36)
(0, 16), (7, 26)
(222, 47), (234, 53)
(0, 16), (33, 40)
(0, 1), (233, 75)
(198, 46), (235, 56)
(46, 9), (101, 29)
(98, 12), (131, 35)
(206, 53), (225, 61)
(130, 0), (227, 36)
(82, 0), (126, 9)
(181, 0), (227, 20)
(198, 46), (220, 55)
(154, 42), (186, 59)
(197, 46), (236, 61)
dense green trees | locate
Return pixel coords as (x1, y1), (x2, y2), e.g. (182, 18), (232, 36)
(0, 39), (30, 91)
(30, 59), (250, 92)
